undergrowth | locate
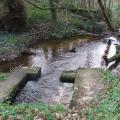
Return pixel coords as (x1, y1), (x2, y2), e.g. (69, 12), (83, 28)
(0, 33), (24, 53)
(0, 33), (28, 61)
(0, 103), (65, 120)
(0, 73), (6, 81)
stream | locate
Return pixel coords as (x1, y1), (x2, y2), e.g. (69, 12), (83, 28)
(0, 36), (119, 105)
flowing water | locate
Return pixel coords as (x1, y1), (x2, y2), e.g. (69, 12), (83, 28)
(0, 36), (119, 105)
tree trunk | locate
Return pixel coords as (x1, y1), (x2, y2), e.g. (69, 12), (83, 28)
(0, 0), (27, 32)
(97, 0), (115, 32)
(48, 0), (57, 22)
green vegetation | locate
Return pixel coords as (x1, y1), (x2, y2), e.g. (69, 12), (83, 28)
(0, 33), (27, 61)
(27, 5), (51, 23)
(0, 103), (65, 120)
(48, 23), (79, 39)
(111, 4), (120, 28)
(0, 33), (17, 59)
(0, 73), (6, 81)
(83, 70), (120, 120)
(25, 0), (105, 39)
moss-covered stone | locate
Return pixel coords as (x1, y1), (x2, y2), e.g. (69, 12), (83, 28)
(70, 68), (104, 108)
(0, 67), (41, 103)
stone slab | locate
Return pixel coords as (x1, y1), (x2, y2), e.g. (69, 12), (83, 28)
(60, 70), (76, 83)
(0, 67), (41, 102)
(70, 68), (104, 108)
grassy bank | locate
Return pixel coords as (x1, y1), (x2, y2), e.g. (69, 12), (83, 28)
(83, 70), (120, 120)
(0, 33), (27, 62)
(0, 103), (65, 120)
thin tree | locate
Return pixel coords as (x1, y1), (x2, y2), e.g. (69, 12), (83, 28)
(49, 0), (57, 22)
(97, 0), (115, 32)
(0, 0), (27, 32)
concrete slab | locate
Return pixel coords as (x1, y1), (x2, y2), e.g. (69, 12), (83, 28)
(70, 68), (104, 108)
(0, 67), (41, 103)
(60, 70), (76, 83)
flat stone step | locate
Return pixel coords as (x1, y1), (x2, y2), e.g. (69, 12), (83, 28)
(69, 68), (104, 108)
(0, 67), (41, 103)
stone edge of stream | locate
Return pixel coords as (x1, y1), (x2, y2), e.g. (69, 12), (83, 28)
(0, 67), (41, 103)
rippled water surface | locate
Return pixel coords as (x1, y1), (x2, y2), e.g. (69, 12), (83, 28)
(0, 36), (119, 105)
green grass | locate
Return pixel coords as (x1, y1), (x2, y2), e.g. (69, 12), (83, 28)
(0, 103), (65, 120)
(83, 70), (120, 120)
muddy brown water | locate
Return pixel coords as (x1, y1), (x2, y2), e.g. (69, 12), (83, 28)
(0, 36), (119, 105)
